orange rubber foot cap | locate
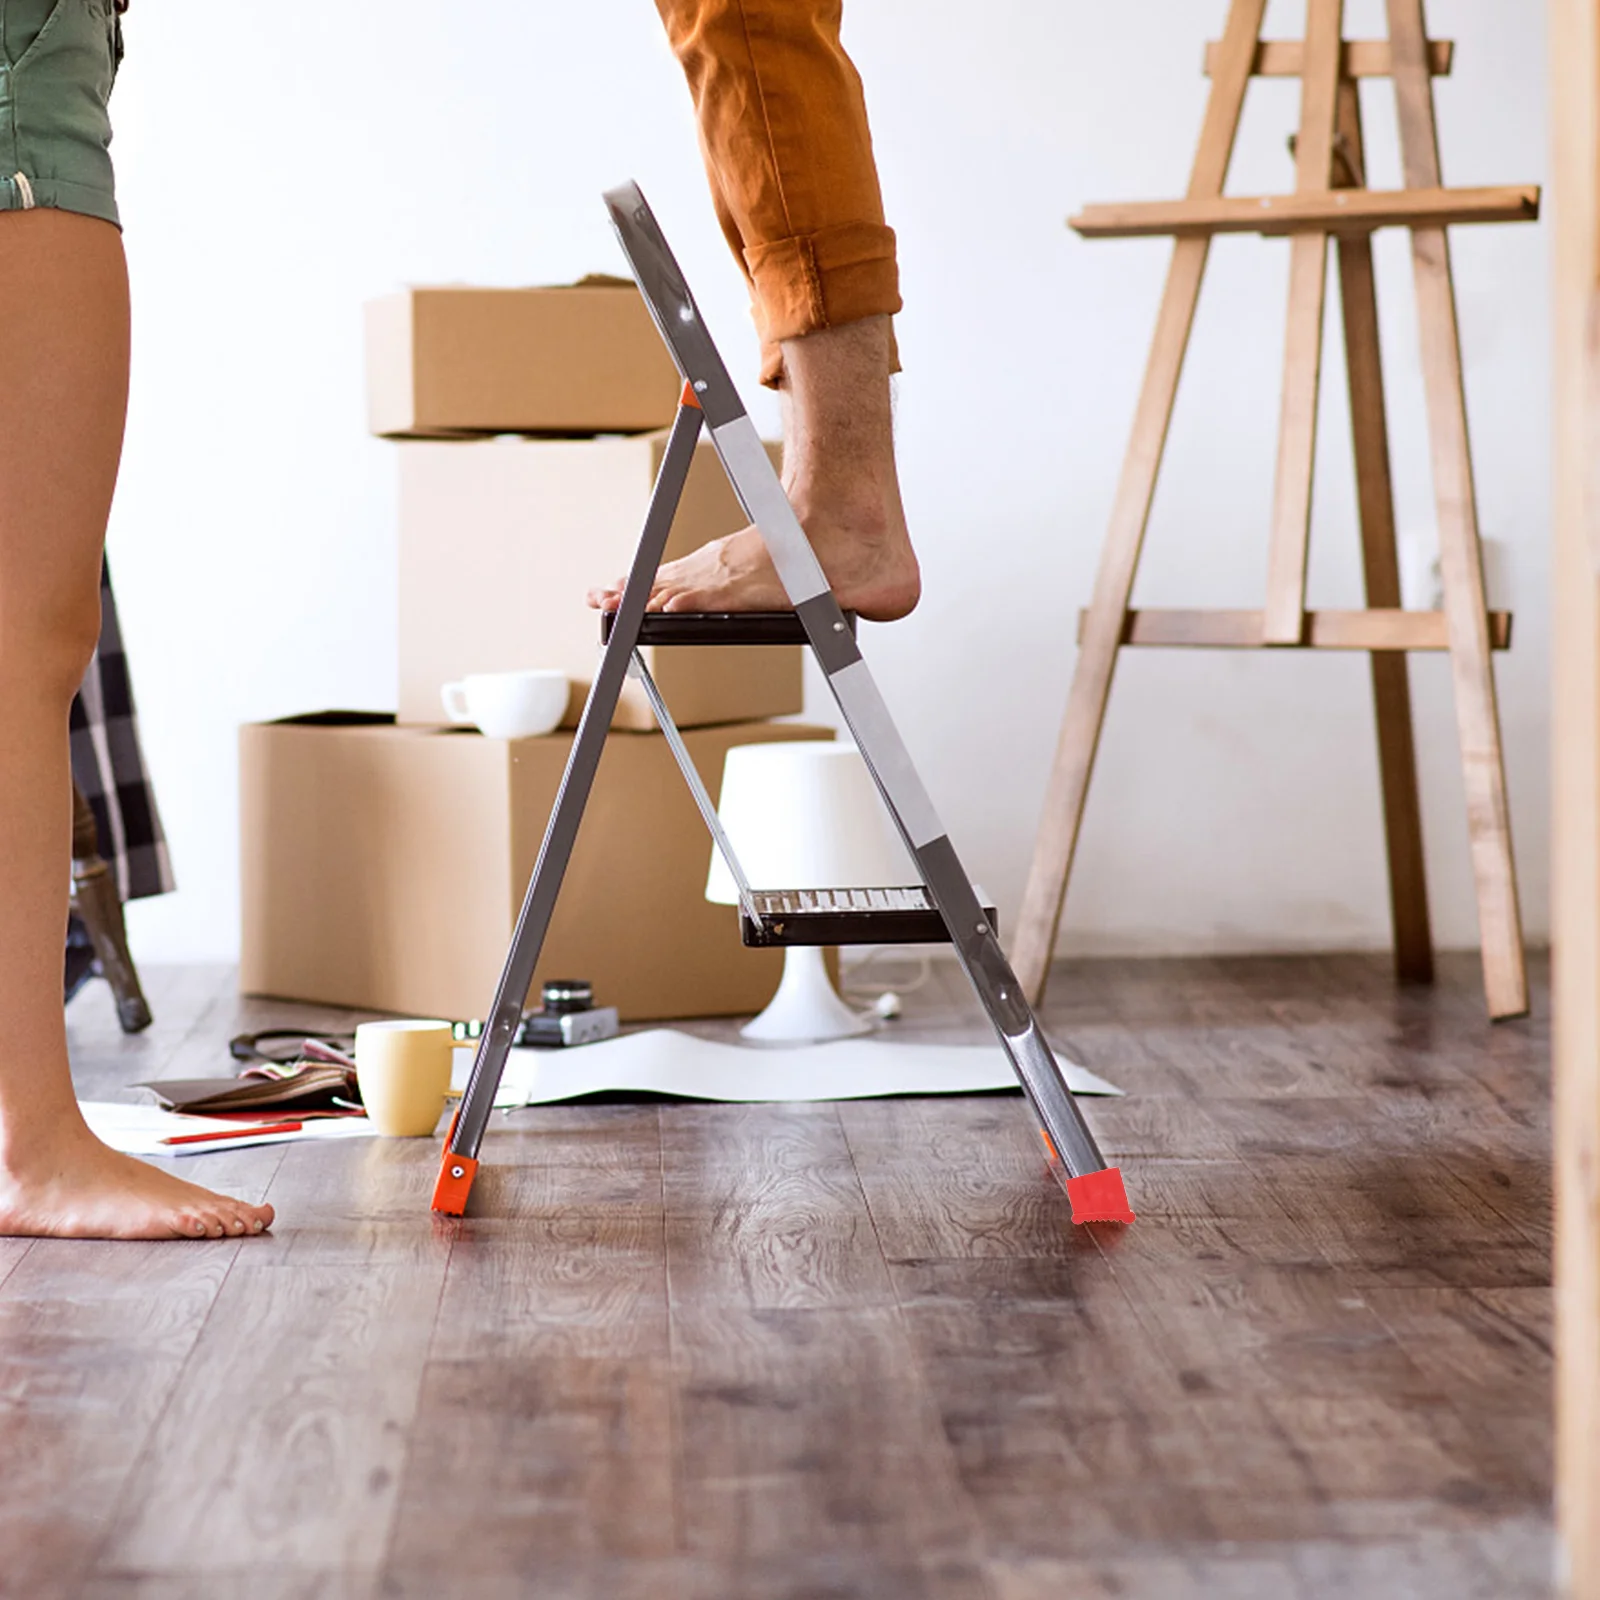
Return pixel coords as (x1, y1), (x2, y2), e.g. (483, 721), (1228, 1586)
(1066, 1166), (1135, 1225)
(431, 1152), (478, 1216)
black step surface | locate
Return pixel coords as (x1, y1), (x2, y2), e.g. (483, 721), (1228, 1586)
(601, 609), (858, 648)
(738, 887), (998, 949)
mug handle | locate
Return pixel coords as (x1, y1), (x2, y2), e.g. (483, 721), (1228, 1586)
(441, 682), (472, 725)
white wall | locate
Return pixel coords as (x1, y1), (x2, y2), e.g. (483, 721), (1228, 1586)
(110, 0), (1550, 964)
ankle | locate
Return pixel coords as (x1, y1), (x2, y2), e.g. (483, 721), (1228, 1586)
(786, 472), (904, 540)
(0, 1099), (90, 1180)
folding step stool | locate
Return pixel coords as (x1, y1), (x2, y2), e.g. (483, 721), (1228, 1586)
(431, 183), (1133, 1228)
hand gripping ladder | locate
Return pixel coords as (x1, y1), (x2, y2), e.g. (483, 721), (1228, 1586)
(432, 182), (1134, 1227)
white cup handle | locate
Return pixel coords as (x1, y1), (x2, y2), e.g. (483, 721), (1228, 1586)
(441, 682), (472, 725)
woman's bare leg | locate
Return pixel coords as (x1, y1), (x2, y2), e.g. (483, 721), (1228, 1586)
(585, 315), (920, 619)
(0, 210), (272, 1240)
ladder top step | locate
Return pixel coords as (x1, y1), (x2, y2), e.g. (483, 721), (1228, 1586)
(602, 609), (858, 648)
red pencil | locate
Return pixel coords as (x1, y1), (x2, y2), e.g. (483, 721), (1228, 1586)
(161, 1120), (303, 1147)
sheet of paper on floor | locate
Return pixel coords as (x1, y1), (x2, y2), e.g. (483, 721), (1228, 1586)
(80, 1102), (381, 1157)
(459, 1029), (1123, 1108)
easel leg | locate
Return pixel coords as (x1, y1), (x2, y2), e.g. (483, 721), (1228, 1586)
(1263, 0), (1344, 645)
(1386, 0), (1527, 1019)
(1335, 78), (1433, 983)
(1409, 227), (1527, 1018)
(1011, 238), (1210, 1001)
(1012, 0), (1265, 1002)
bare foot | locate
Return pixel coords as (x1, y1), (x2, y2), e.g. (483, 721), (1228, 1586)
(586, 314), (920, 622)
(0, 1121), (275, 1240)
(585, 491), (921, 621)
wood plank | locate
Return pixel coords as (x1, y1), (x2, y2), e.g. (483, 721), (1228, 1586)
(890, 1256), (1337, 1554)
(1386, 0), (1528, 1021)
(81, 1573), (375, 1600)
(1334, 76), (1434, 982)
(661, 1102), (895, 1310)
(1263, 0), (1344, 645)
(1069, 184), (1541, 240)
(21, 955), (1559, 1596)
(990, 1553), (1308, 1600)
(670, 1301), (986, 1580)
(1263, 1393), (1548, 1540)
(101, 1238), (451, 1572)
(1076, 606), (1512, 650)
(1011, 0), (1269, 1002)
(0, 1241), (242, 1598)
(1204, 37), (1454, 78)
(840, 1095), (1102, 1261)
(382, 1355), (679, 1595)
(1361, 1286), (1552, 1412)
(1550, 0), (1600, 1585)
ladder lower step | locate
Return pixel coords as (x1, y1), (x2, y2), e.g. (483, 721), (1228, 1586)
(739, 887), (997, 948)
(601, 609), (858, 648)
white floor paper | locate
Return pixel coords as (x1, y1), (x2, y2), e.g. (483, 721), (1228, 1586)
(81, 1102), (380, 1158)
(465, 1029), (1123, 1108)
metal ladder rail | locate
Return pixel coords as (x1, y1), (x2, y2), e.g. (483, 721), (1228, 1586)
(602, 182), (1130, 1221)
(431, 389), (704, 1214)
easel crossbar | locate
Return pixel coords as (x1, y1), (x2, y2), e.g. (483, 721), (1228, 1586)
(1204, 38), (1453, 77)
(1080, 608), (1513, 651)
(1071, 184), (1539, 239)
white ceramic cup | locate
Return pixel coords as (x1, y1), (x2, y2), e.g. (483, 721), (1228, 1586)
(441, 670), (569, 739)
(354, 1019), (454, 1137)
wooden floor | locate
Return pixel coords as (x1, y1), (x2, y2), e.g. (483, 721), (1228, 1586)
(3, 955), (1553, 1599)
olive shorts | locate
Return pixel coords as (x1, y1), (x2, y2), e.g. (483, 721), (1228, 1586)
(0, 0), (121, 227)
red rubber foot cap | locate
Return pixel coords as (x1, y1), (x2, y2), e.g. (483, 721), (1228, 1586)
(1066, 1166), (1135, 1225)
(431, 1152), (478, 1216)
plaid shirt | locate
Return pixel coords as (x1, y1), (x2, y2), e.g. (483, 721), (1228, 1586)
(69, 560), (174, 903)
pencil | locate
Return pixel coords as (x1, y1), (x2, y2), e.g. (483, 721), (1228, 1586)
(161, 1120), (303, 1147)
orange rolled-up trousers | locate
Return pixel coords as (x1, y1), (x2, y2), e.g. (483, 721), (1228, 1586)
(654, 0), (901, 388)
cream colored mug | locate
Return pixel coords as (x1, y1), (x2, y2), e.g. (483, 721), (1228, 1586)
(354, 1019), (454, 1137)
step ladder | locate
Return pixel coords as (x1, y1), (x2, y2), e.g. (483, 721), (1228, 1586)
(431, 182), (1133, 1228)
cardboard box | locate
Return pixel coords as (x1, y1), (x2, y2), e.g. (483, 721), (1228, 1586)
(365, 280), (683, 439)
(397, 432), (803, 731)
(240, 713), (833, 1022)
(364, 281), (684, 439)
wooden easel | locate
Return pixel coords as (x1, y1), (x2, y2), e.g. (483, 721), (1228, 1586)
(1010, 0), (1539, 1021)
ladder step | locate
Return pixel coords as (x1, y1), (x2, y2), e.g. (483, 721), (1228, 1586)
(601, 609), (858, 648)
(739, 886), (998, 948)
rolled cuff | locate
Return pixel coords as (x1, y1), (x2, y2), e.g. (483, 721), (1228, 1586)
(746, 219), (902, 387)
(0, 173), (119, 228)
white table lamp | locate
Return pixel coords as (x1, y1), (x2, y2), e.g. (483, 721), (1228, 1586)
(707, 740), (917, 1043)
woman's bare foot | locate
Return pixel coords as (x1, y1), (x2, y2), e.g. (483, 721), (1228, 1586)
(0, 1120), (274, 1240)
(586, 491), (920, 620)
(585, 313), (920, 621)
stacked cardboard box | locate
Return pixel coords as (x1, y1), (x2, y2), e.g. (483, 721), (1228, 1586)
(240, 281), (824, 1021)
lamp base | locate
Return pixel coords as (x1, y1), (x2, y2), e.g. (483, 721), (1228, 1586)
(740, 945), (872, 1045)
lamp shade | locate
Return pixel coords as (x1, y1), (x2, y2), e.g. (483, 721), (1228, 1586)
(706, 741), (917, 904)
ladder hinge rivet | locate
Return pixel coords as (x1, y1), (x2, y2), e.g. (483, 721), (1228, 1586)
(693, 379), (707, 392)
(976, 922), (989, 936)
(833, 621), (844, 632)
(450, 1165), (464, 1179)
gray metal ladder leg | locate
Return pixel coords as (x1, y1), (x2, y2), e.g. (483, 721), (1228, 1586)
(432, 387), (704, 1215)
